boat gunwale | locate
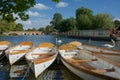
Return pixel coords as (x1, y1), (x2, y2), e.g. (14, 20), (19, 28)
(27, 52), (57, 64)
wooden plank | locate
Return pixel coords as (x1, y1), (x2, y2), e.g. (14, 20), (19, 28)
(68, 58), (97, 63)
(91, 68), (115, 73)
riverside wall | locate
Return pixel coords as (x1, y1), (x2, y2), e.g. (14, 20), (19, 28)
(59, 30), (111, 41)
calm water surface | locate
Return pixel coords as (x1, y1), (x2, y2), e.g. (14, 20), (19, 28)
(0, 35), (120, 80)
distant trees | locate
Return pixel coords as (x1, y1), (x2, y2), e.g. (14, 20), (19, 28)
(50, 13), (63, 28)
(76, 7), (93, 30)
(0, 19), (24, 34)
(114, 20), (120, 28)
(51, 7), (116, 32)
(94, 13), (114, 29)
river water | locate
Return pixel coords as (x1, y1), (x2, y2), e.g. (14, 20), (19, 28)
(0, 35), (120, 80)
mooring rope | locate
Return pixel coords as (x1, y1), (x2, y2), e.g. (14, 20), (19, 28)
(21, 61), (32, 80)
(0, 53), (6, 61)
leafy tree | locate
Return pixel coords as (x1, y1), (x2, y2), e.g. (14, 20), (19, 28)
(0, 19), (16, 34)
(14, 23), (24, 31)
(38, 27), (45, 31)
(76, 7), (93, 30)
(77, 14), (92, 30)
(0, 0), (60, 22)
(114, 20), (120, 28)
(45, 25), (54, 34)
(50, 13), (63, 28)
(56, 18), (76, 32)
(94, 13), (114, 29)
(0, 0), (36, 21)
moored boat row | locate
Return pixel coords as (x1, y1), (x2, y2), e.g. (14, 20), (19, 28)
(59, 42), (120, 80)
(0, 40), (120, 79)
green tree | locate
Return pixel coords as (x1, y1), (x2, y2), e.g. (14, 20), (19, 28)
(94, 13), (114, 29)
(0, 19), (16, 34)
(114, 20), (120, 28)
(38, 27), (45, 31)
(0, 0), (60, 22)
(50, 13), (63, 28)
(56, 18), (76, 32)
(14, 23), (24, 31)
(0, 0), (36, 21)
(76, 7), (93, 30)
(45, 25), (54, 34)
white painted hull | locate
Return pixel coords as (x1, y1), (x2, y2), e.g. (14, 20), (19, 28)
(59, 49), (120, 80)
(61, 59), (103, 80)
(27, 56), (56, 78)
(8, 53), (26, 65)
(5, 41), (33, 65)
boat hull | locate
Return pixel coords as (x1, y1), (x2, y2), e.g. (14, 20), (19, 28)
(27, 55), (57, 78)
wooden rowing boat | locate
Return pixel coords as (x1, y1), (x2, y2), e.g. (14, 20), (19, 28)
(69, 41), (120, 54)
(5, 41), (33, 65)
(25, 42), (58, 78)
(59, 44), (120, 80)
(0, 41), (11, 58)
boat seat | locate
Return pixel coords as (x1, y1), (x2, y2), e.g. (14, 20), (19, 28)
(79, 63), (95, 70)
(10, 50), (27, 54)
(91, 68), (115, 73)
(68, 58), (97, 63)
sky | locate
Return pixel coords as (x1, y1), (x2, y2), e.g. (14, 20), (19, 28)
(16, 0), (120, 29)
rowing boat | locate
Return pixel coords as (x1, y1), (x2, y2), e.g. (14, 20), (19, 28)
(69, 41), (120, 54)
(59, 44), (120, 80)
(25, 42), (58, 78)
(0, 41), (11, 58)
(5, 41), (33, 65)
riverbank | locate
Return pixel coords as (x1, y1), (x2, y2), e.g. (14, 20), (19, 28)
(58, 30), (111, 41)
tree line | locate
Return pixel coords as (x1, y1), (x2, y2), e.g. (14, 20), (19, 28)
(0, 1), (120, 34)
(50, 7), (120, 32)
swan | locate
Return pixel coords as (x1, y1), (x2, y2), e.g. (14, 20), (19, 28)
(103, 39), (116, 48)
(56, 38), (62, 43)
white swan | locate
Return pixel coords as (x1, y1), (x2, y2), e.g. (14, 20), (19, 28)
(103, 39), (116, 48)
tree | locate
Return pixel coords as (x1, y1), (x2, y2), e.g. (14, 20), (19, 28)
(45, 25), (54, 34)
(0, 0), (60, 22)
(114, 20), (120, 28)
(14, 23), (24, 31)
(0, 19), (16, 34)
(94, 13), (114, 29)
(50, 13), (63, 28)
(56, 18), (76, 32)
(76, 7), (94, 30)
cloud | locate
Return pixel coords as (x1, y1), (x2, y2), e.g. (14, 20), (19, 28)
(27, 11), (40, 17)
(56, 2), (68, 8)
(33, 3), (52, 10)
(16, 18), (51, 30)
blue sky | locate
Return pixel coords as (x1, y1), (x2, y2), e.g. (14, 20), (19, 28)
(16, 0), (120, 29)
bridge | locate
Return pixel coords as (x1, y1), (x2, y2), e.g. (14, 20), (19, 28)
(3, 31), (43, 36)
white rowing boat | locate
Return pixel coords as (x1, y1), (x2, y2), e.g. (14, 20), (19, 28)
(25, 42), (58, 78)
(59, 44), (120, 80)
(5, 41), (33, 65)
(69, 41), (120, 54)
(0, 41), (11, 58)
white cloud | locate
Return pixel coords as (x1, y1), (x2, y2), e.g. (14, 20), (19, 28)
(27, 11), (40, 17)
(16, 18), (51, 30)
(33, 3), (52, 10)
(56, 2), (68, 8)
